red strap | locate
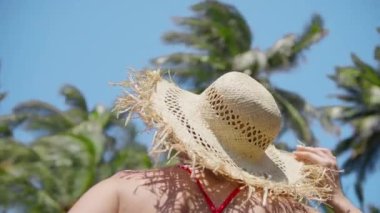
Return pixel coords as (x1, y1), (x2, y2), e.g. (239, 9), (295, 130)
(178, 165), (241, 213)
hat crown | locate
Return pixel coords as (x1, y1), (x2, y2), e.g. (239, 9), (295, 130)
(115, 70), (331, 200)
(199, 72), (281, 160)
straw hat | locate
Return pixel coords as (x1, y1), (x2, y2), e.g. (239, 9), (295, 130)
(114, 70), (332, 202)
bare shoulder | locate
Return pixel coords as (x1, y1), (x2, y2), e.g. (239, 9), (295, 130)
(69, 174), (120, 212)
(70, 167), (181, 213)
(111, 166), (181, 183)
(110, 166), (185, 193)
(111, 166), (188, 213)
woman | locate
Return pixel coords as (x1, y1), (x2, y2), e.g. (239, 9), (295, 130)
(70, 71), (360, 213)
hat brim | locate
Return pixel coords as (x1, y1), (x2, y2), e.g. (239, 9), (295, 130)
(152, 80), (303, 184)
(114, 70), (333, 201)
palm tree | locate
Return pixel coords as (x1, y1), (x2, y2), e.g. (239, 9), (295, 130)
(370, 205), (380, 213)
(152, 0), (327, 145)
(0, 85), (152, 212)
(321, 28), (380, 208)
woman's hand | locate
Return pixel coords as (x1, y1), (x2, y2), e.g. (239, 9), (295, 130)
(293, 146), (342, 197)
(294, 146), (361, 213)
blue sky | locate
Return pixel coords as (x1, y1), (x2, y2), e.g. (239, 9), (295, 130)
(1, 0), (379, 209)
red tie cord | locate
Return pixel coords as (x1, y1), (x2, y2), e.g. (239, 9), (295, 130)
(178, 165), (241, 213)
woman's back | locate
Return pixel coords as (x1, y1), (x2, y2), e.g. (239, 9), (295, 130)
(71, 71), (359, 212)
(70, 166), (315, 213)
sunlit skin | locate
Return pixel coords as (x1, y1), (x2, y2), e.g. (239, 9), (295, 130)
(69, 146), (360, 213)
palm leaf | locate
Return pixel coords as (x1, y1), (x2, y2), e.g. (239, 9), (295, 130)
(369, 205), (380, 213)
(351, 54), (380, 87)
(266, 14), (326, 72)
(108, 144), (152, 171)
(0, 138), (40, 164)
(375, 46), (380, 62)
(164, 0), (251, 57)
(153, 1), (323, 148)
(292, 14), (326, 54)
(0, 114), (26, 138)
(60, 84), (88, 113)
(272, 87), (316, 144)
(0, 92), (6, 102)
(318, 106), (345, 136)
(0, 138), (65, 211)
(31, 134), (96, 207)
(334, 135), (356, 155)
(330, 66), (361, 89)
(71, 121), (107, 164)
(13, 100), (74, 134)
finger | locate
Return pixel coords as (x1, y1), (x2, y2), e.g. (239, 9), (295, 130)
(293, 150), (325, 165)
(296, 146), (329, 158)
(296, 145), (317, 152)
(316, 148), (335, 158)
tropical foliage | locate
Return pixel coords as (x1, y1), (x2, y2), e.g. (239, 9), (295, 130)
(321, 28), (380, 207)
(153, 0), (327, 145)
(1, 0), (378, 212)
(0, 85), (151, 212)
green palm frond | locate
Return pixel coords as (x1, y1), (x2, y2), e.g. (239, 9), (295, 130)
(164, 0), (251, 57)
(0, 92), (6, 102)
(70, 122), (106, 164)
(325, 30), (380, 205)
(1, 83), (152, 211)
(292, 15), (326, 54)
(0, 113), (26, 138)
(13, 100), (74, 134)
(272, 87), (317, 144)
(29, 131), (104, 208)
(155, 1), (253, 90)
(369, 205), (380, 213)
(0, 138), (62, 211)
(60, 84), (88, 112)
(375, 46), (380, 62)
(351, 54), (380, 87)
(108, 144), (151, 171)
(153, 1), (325, 146)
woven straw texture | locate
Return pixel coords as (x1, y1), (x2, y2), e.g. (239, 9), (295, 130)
(114, 70), (333, 203)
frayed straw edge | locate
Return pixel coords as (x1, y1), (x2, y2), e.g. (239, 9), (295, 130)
(113, 70), (335, 203)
